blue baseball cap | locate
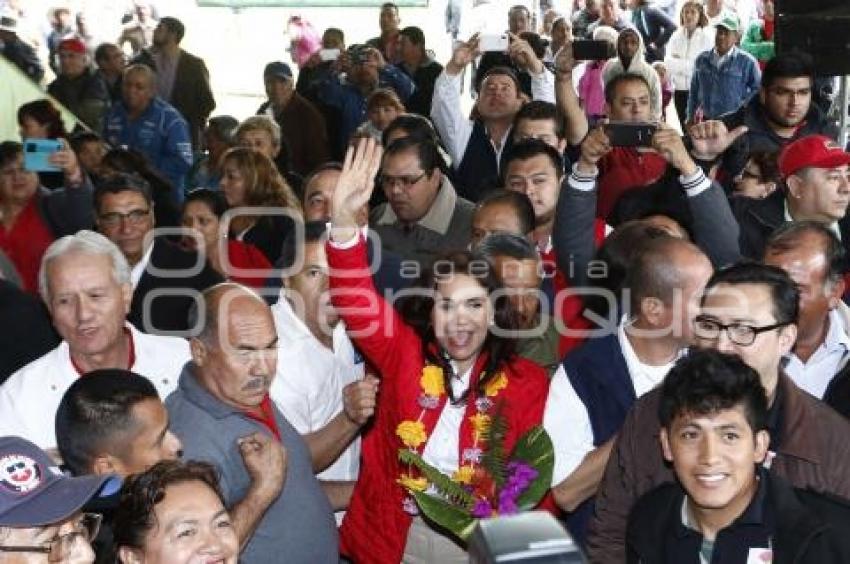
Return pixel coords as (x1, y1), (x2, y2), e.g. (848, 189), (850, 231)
(0, 436), (110, 527)
(263, 61), (293, 81)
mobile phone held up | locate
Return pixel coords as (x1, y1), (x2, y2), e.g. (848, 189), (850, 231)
(479, 33), (510, 52)
(571, 40), (615, 61)
(604, 122), (658, 147)
(319, 48), (340, 62)
(23, 139), (63, 172)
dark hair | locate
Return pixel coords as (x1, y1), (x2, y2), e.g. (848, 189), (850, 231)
(746, 150), (781, 185)
(383, 135), (445, 176)
(509, 4), (531, 17)
(475, 190), (536, 237)
(604, 73), (651, 105)
(206, 115), (239, 146)
(69, 131), (103, 154)
(55, 369), (161, 476)
(0, 141), (23, 169)
(17, 99), (67, 139)
(514, 100), (564, 139)
(761, 51), (815, 90)
(703, 262), (800, 325)
(279, 220), (326, 273)
(764, 221), (846, 285)
(101, 148), (174, 207)
(158, 16), (185, 43)
(94, 42), (119, 64)
(184, 188), (227, 217)
(481, 66), (523, 95)
(624, 236), (699, 315)
(302, 162), (343, 202)
(477, 232), (539, 262)
(382, 114), (440, 147)
(399, 26), (425, 46)
(113, 460), (224, 550)
(397, 252), (518, 404)
(658, 349), (768, 432)
(94, 172), (154, 211)
(502, 138), (564, 184)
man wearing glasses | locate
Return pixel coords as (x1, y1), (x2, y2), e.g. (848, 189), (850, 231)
(370, 136), (474, 267)
(586, 262), (850, 563)
(0, 435), (107, 563)
(94, 173), (222, 334)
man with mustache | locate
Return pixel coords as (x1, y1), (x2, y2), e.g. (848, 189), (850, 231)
(166, 283), (376, 563)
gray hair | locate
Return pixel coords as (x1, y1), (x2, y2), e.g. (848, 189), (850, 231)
(236, 115), (282, 148)
(39, 230), (131, 303)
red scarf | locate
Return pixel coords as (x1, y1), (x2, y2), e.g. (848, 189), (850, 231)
(243, 395), (282, 441)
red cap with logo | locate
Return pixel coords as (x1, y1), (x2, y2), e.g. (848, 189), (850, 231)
(58, 38), (87, 54)
(778, 135), (850, 178)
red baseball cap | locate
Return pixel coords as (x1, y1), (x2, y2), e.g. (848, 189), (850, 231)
(778, 135), (850, 178)
(58, 38), (87, 54)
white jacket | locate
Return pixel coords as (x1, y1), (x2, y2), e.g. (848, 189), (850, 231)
(664, 26), (715, 91)
(0, 324), (189, 451)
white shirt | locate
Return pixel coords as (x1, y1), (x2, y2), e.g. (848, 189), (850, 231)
(0, 325), (189, 450)
(130, 242), (155, 289)
(421, 363), (473, 477)
(269, 297), (364, 482)
(430, 68), (556, 170)
(545, 318), (681, 485)
(784, 307), (850, 399)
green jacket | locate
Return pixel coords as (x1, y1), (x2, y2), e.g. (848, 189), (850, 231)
(742, 20), (775, 62)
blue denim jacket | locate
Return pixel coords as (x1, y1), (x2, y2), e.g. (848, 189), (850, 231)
(687, 47), (761, 121)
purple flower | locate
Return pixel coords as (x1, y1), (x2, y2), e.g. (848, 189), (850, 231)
(402, 496), (420, 515)
(418, 394), (440, 410)
(462, 447), (483, 463)
(472, 499), (494, 518)
(475, 397), (494, 413)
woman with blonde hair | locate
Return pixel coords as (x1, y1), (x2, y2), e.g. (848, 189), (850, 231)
(219, 146), (301, 263)
(664, 1), (713, 126)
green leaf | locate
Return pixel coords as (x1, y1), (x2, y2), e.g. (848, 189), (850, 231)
(480, 405), (509, 489)
(412, 490), (479, 541)
(398, 449), (474, 507)
(511, 426), (555, 510)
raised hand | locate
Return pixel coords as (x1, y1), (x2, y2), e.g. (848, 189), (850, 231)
(342, 374), (379, 426)
(577, 125), (612, 172)
(651, 124), (698, 176)
(507, 32), (544, 75)
(446, 34), (480, 75)
(553, 43), (578, 77)
(238, 431), (287, 501)
(48, 138), (82, 184)
(331, 137), (383, 240)
(688, 120), (749, 162)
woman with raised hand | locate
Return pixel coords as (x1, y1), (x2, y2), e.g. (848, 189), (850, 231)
(326, 138), (551, 562)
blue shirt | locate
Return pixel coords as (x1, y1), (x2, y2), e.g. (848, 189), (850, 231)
(688, 47), (761, 121)
(103, 97), (193, 203)
(166, 363), (339, 564)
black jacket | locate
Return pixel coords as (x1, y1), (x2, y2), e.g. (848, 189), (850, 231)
(627, 472), (850, 564)
(128, 238), (224, 334)
(732, 190), (850, 260)
(0, 280), (59, 384)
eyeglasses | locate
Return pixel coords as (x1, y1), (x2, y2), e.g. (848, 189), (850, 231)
(98, 208), (150, 227)
(379, 172), (427, 189)
(693, 316), (791, 346)
(0, 513), (102, 562)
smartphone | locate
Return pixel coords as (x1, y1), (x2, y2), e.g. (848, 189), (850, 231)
(572, 39), (614, 61)
(479, 33), (510, 52)
(604, 121), (658, 147)
(23, 139), (63, 172)
(319, 48), (341, 62)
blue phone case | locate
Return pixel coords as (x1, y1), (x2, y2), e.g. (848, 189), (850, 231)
(23, 139), (63, 172)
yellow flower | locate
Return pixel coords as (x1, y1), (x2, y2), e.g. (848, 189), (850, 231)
(452, 465), (476, 485)
(396, 420), (428, 449)
(470, 413), (491, 443)
(420, 365), (445, 397)
(483, 372), (508, 397)
(397, 475), (429, 492)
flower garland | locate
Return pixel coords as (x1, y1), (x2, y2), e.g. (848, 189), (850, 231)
(395, 363), (508, 514)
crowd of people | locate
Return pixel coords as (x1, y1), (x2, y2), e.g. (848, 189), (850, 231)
(3, 0), (850, 562)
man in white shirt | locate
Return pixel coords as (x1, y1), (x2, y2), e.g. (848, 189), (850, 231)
(270, 221), (371, 517)
(545, 235), (712, 541)
(763, 222), (850, 398)
(0, 231), (189, 451)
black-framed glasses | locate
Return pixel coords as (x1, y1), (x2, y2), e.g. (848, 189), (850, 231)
(693, 316), (791, 346)
(378, 172), (426, 189)
(98, 208), (150, 227)
(0, 513), (102, 562)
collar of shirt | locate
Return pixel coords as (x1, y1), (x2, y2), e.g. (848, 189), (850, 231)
(788, 307), (850, 365)
(711, 45), (737, 68)
(375, 175), (459, 235)
(130, 240), (155, 288)
(272, 295), (350, 356)
(783, 200), (842, 240)
(618, 316), (683, 397)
